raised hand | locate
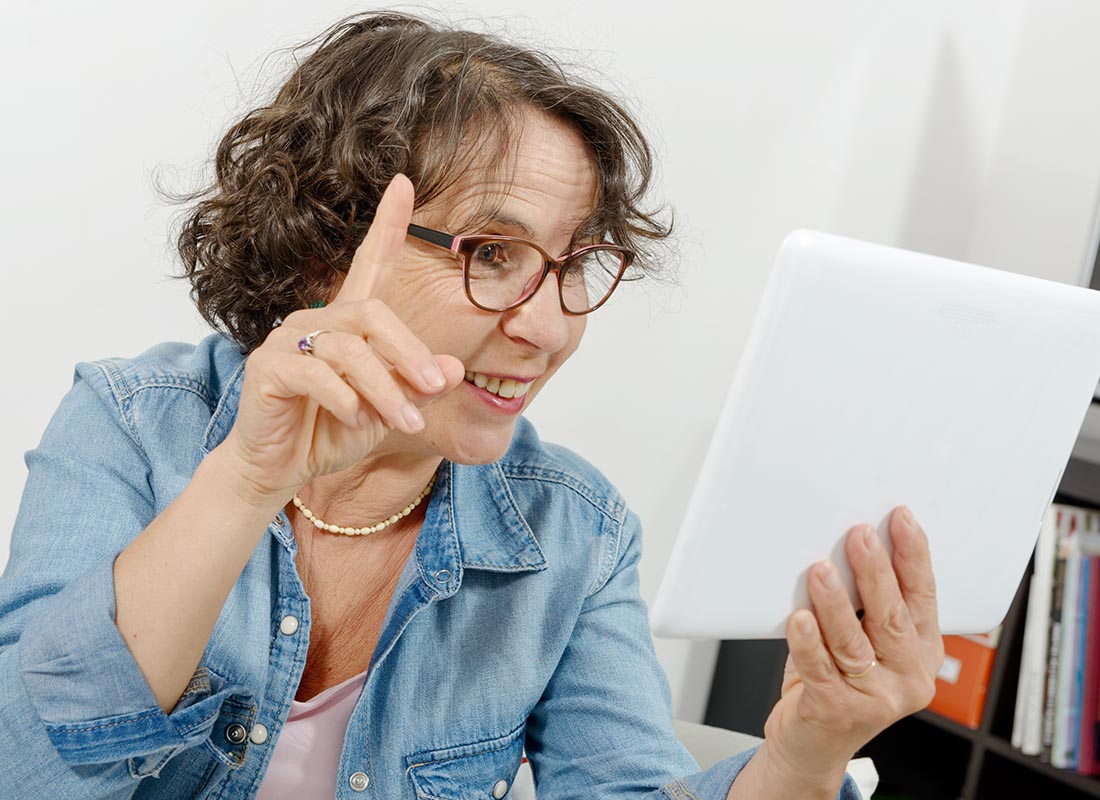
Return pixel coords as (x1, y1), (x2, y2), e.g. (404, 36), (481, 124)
(221, 174), (467, 503)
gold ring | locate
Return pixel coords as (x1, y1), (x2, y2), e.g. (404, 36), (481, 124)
(841, 659), (877, 679)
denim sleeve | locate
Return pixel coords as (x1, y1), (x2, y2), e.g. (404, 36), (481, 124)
(0, 364), (246, 797)
(524, 509), (862, 800)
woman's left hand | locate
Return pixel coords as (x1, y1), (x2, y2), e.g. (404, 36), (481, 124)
(762, 505), (945, 787)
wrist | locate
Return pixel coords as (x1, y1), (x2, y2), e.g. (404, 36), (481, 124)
(728, 739), (849, 800)
(204, 439), (294, 518)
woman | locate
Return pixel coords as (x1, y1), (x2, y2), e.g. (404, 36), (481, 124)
(0, 12), (942, 799)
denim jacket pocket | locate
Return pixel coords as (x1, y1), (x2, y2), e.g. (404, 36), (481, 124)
(406, 721), (526, 800)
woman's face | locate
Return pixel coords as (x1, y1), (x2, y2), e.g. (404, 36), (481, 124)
(370, 109), (596, 464)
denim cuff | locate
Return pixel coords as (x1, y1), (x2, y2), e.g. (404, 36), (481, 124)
(662, 745), (863, 800)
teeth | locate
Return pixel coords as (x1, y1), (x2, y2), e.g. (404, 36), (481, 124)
(464, 370), (533, 399)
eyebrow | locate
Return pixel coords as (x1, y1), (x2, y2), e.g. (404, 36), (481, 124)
(482, 215), (535, 237)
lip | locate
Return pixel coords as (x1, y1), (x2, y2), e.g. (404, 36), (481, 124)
(462, 378), (530, 414)
(465, 371), (542, 383)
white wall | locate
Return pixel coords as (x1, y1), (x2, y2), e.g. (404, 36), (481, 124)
(4, 0), (1100, 726)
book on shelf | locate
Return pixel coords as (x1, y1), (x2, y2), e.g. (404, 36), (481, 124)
(928, 630), (1000, 729)
(1011, 502), (1100, 776)
(1012, 505), (1059, 755)
(1078, 552), (1100, 775)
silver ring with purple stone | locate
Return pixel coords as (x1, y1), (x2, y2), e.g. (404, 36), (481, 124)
(298, 329), (331, 356)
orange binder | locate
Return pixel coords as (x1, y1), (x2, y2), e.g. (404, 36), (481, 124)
(927, 633), (998, 730)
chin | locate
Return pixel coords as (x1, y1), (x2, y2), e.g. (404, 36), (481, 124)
(441, 426), (517, 465)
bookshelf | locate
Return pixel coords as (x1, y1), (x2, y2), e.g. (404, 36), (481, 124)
(704, 453), (1100, 800)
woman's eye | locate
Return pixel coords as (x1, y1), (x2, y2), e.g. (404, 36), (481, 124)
(474, 243), (506, 264)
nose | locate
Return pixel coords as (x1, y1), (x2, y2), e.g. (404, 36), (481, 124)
(500, 268), (573, 353)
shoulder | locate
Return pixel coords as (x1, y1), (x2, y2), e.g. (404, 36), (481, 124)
(61, 334), (245, 476)
(74, 333), (244, 412)
(498, 416), (627, 525)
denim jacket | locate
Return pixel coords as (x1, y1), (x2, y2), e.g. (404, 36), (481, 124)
(0, 333), (861, 799)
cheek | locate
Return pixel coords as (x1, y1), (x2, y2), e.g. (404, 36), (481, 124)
(383, 266), (473, 342)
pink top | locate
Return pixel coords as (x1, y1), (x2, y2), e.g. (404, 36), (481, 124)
(255, 668), (369, 799)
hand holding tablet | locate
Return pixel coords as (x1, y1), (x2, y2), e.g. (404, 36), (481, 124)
(657, 229), (1100, 795)
(745, 507), (944, 790)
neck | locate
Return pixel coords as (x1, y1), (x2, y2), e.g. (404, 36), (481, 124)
(293, 449), (444, 532)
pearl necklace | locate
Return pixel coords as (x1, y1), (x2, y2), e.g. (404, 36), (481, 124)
(292, 475), (436, 536)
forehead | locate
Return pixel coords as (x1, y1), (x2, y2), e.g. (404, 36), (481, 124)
(418, 109), (600, 243)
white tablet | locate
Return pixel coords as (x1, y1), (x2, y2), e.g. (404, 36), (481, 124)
(650, 230), (1100, 639)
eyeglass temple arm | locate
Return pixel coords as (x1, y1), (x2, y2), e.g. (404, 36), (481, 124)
(406, 223), (457, 252)
(360, 212), (458, 252)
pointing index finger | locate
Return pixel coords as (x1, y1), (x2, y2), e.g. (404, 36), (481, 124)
(335, 173), (415, 301)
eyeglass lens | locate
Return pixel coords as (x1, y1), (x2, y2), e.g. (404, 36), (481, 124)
(463, 240), (635, 312)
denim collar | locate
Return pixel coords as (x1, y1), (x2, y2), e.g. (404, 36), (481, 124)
(200, 338), (548, 595)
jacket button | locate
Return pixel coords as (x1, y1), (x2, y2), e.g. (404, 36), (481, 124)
(492, 779), (509, 798)
(280, 615), (300, 635)
(434, 569), (452, 583)
(224, 724), (247, 745)
(249, 723), (269, 744)
(349, 772), (370, 791)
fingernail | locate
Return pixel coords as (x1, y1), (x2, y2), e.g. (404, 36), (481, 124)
(863, 525), (879, 551)
(818, 561), (842, 591)
(900, 506), (916, 530)
(402, 403), (425, 432)
(423, 363), (446, 389)
(797, 611), (815, 637)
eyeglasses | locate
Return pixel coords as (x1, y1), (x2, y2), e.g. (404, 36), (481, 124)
(403, 222), (640, 315)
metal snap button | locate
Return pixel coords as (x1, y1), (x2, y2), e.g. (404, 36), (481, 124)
(249, 723), (269, 744)
(224, 723), (247, 745)
(349, 771), (370, 791)
(279, 614), (300, 635)
(492, 778), (509, 798)
(434, 569), (452, 583)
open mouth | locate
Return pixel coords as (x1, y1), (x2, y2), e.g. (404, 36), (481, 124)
(463, 371), (534, 400)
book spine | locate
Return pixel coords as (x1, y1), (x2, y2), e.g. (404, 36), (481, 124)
(1012, 580), (1037, 750)
(1077, 554), (1100, 776)
(1042, 552), (1067, 762)
(1022, 506), (1060, 756)
(1053, 539), (1083, 768)
(1063, 550), (1088, 768)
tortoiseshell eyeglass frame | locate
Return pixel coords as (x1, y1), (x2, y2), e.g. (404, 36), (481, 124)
(402, 222), (637, 315)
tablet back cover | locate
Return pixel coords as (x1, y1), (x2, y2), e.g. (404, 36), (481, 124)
(651, 230), (1100, 639)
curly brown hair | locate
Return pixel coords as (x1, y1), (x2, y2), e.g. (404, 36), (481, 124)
(169, 11), (672, 353)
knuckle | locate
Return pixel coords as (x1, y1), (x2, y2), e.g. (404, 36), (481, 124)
(361, 297), (388, 320)
(302, 359), (329, 381)
(284, 308), (312, 327)
(807, 650), (835, 683)
(334, 333), (365, 359)
(835, 627), (869, 661)
(341, 337), (379, 369)
(917, 674), (938, 708)
(904, 675), (938, 713)
(928, 638), (946, 676)
(885, 599), (914, 636)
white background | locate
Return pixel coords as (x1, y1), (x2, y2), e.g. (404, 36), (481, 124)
(5, 0), (1100, 723)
